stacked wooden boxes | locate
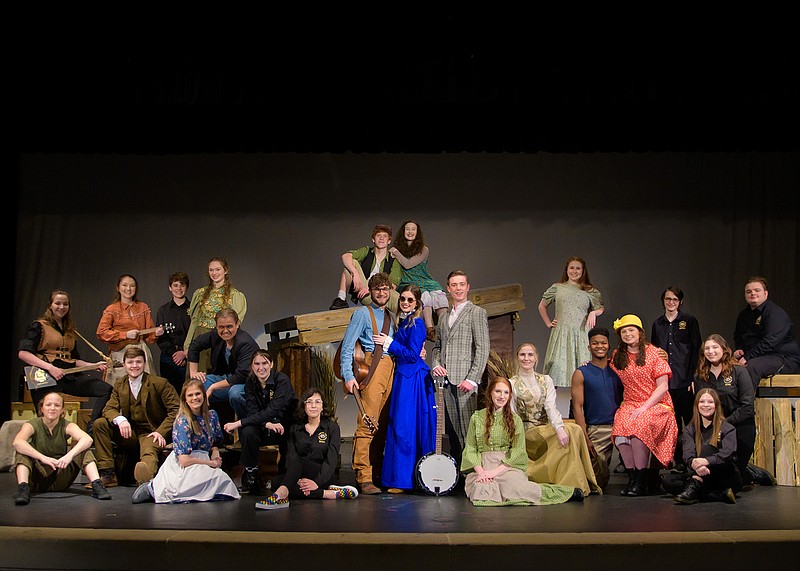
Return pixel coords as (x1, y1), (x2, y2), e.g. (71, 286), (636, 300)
(754, 374), (799, 486)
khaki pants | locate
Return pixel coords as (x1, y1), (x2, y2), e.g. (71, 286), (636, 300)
(352, 354), (394, 485)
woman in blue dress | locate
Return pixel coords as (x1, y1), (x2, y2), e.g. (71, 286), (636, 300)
(374, 284), (437, 493)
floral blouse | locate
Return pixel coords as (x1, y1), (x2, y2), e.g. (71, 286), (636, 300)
(172, 410), (224, 456)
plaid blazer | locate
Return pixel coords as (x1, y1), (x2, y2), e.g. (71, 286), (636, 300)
(432, 301), (490, 386)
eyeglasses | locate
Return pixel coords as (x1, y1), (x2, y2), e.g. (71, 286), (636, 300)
(399, 296), (416, 303)
(305, 399), (323, 405)
(664, 297), (680, 303)
(371, 286), (391, 292)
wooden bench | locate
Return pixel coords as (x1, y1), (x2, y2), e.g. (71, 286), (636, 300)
(754, 374), (799, 486)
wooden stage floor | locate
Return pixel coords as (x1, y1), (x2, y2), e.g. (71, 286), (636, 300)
(2, 442), (799, 571)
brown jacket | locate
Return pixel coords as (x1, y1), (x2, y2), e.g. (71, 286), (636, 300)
(102, 373), (180, 438)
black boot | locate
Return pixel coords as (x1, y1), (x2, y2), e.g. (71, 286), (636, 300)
(645, 467), (663, 495)
(568, 488), (584, 502)
(674, 478), (703, 504)
(240, 468), (261, 494)
(620, 469), (635, 496)
(627, 469), (647, 497)
(705, 487), (737, 504)
(13, 483), (30, 506)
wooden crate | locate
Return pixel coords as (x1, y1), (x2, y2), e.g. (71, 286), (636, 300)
(754, 375), (800, 486)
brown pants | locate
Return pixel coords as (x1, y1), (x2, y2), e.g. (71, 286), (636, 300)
(352, 353), (394, 485)
(91, 417), (163, 480)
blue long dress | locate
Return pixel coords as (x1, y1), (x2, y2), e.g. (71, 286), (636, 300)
(382, 315), (437, 490)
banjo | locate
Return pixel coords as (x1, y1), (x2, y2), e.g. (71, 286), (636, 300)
(416, 376), (459, 496)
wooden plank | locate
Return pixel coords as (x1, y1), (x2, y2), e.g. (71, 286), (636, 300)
(753, 398), (775, 475)
(480, 298), (526, 318)
(294, 308), (356, 332)
(469, 283), (523, 305)
(299, 325), (350, 346)
(757, 387), (800, 397)
(796, 401), (800, 486)
(773, 399), (798, 486)
(769, 375), (800, 388)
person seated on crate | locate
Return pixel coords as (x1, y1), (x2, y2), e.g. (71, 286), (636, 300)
(223, 349), (298, 494)
(12, 391), (112, 505)
(18, 290), (113, 430)
(132, 379), (240, 504)
(187, 308), (260, 422)
(255, 388), (358, 509)
(91, 346), (180, 488)
(673, 388), (743, 505)
(328, 224), (402, 313)
(733, 276), (800, 390)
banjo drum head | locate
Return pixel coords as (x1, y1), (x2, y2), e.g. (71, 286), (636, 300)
(416, 453), (458, 496)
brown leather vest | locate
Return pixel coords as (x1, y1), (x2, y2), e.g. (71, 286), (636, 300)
(37, 320), (76, 363)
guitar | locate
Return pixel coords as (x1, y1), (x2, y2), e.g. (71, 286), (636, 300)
(351, 383), (378, 434)
(24, 360), (123, 390)
(138, 323), (175, 336)
(416, 376), (458, 496)
(333, 340), (379, 434)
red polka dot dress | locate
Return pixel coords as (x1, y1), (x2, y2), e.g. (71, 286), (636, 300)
(610, 344), (678, 466)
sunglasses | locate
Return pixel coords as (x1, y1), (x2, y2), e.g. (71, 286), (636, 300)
(399, 296), (416, 303)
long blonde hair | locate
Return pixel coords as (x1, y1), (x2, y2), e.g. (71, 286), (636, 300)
(177, 379), (211, 436)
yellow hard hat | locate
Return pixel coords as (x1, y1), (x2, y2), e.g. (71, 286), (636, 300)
(613, 314), (643, 332)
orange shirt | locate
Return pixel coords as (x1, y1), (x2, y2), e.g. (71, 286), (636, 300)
(96, 301), (157, 351)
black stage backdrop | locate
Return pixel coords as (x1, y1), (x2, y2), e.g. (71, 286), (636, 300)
(10, 151), (799, 433)
(9, 23), (800, 431)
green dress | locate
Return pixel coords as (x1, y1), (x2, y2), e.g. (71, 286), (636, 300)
(541, 283), (604, 387)
(460, 409), (575, 506)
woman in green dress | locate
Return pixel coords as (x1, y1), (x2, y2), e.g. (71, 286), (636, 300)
(184, 257), (247, 373)
(461, 376), (583, 507)
(538, 256), (604, 388)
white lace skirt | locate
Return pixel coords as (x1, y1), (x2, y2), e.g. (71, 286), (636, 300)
(151, 450), (240, 504)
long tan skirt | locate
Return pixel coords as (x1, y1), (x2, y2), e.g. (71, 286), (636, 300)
(525, 421), (602, 495)
(465, 451), (575, 507)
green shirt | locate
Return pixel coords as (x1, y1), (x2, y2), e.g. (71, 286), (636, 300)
(461, 409), (528, 473)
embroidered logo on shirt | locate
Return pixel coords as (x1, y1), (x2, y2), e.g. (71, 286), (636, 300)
(679, 321), (687, 330)
(755, 316), (762, 326)
(318, 432), (328, 443)
(723, 375), (734, 386)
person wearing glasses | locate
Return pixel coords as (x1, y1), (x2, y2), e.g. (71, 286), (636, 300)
(374, 284), (437, 493)
(255, 388), (358, 509)
(650, 286), (701, 471)
(338, 272), (397, 495)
